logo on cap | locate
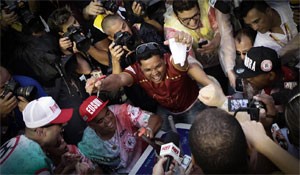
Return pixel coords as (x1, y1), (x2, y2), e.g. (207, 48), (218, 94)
(85, 98), (103, 115)
(49, 103), (59, 113)
(261, 60), (272, 72)
(236, 68), (245, 74)
(244, 55), (256, 71)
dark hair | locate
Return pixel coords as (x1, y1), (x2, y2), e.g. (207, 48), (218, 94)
(285, 92), (300, 147)
(23, 16), (45, 35)
(189, 108), (249, 174)
(136, 46), (163, 64)
(47, 6), (73, 33)
(172, 0), (199, 16)
(234, 27), (257, 45)
(235, 0), (270, 19)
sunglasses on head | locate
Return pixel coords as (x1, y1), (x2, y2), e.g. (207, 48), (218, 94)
(136, 42), (160, 55)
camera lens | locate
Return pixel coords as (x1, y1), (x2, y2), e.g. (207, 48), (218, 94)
(16, 86), (37, 101)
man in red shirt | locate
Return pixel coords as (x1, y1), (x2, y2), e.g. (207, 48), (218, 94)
(85, 32), (215, 131)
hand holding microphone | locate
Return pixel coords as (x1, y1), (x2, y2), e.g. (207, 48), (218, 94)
(159, 131), (181, 172)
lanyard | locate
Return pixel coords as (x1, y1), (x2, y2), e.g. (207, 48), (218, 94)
(269, 23), (292, 47)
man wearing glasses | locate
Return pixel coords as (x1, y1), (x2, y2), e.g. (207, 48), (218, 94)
(85, 33), (215, 131)
(164, 0), (236, 93)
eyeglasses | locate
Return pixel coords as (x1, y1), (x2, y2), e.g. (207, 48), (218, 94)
(236, 51), (247, 56)
(136, 42), (160, 55)
(178, 12), (200, 26)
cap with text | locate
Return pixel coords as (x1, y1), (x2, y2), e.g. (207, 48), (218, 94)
(234, 46), (281, 78)
(23, 96), (73, 128)
(79, 96), (109, 122)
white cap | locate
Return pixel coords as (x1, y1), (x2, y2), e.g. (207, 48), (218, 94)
(23, 96), (73, 128)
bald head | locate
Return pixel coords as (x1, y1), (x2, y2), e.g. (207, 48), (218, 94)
(101, 14), (124, 36)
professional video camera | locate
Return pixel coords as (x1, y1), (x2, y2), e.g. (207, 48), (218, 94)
(99, 0), (119, 13)
(1, 0), (35, 25)
(228, 98), (266, 121)
(0, 79), (37, 102)
(63, 26), (91, 53)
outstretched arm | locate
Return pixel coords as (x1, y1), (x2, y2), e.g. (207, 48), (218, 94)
(85, 72), (134, 95)
(187, 63), (214, 87)
(241, 121), (299, 174)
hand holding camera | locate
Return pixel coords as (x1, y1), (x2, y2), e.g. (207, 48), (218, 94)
(1, 9), (18, 27)
(63, 26), (91, 53)
(84, 0), (105, 16)
(0, 92), (18, 117)
(253, 94), (277, 118)
(59, 37), (73, 55)
(132, 1), (144, 17)
(109, 42), (125, 62)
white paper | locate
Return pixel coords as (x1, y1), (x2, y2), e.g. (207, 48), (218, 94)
(169, 38), (187, 66)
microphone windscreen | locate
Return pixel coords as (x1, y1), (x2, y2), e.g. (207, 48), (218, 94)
(163, 131), (180, 146)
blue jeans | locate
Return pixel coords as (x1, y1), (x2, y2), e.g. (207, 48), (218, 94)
(157, 100), (207, 131)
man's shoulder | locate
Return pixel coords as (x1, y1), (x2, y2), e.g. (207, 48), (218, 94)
(0, 135), (51, 174)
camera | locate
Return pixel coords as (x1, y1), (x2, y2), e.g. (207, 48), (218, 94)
(100, 0), (119, 13)
(114, 31), (139, 51)
(1, 79), (37, 102)
(1, 0), (35, 25)
(63, 26), (91, 52)
(229, 98), (265, 121)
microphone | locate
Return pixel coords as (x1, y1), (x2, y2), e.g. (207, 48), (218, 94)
(209, 0), (231, 14)
(141, 134), (162, 155)
(159, 131), (180, 172)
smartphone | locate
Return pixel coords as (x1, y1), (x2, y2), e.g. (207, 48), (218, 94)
(198, 40), (208, 48)
(228, 98), (249, 112)
(271, 123), (288, 150)
(235, 78), (244, 92)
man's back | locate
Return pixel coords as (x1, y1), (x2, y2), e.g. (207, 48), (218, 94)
(0, 135), (53, 174)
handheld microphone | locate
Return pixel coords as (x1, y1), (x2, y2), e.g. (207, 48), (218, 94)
(159, 131), (180, 172)
(209, 0), (231, 14)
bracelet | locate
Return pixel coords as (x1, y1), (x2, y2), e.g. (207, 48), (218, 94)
(146, 126), (153, 133)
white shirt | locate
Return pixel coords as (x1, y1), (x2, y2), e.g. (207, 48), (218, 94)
(254, 1), (298, 53)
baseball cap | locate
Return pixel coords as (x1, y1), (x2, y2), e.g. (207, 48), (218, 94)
(79, 96), (109, 122)
(234, 46), (281, 78)
(23, 96), (73, 128)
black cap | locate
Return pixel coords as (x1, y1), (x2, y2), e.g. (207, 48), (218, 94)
(234, 46), (281, 78)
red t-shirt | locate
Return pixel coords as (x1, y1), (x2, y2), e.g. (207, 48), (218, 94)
(124, 54), (199, 113)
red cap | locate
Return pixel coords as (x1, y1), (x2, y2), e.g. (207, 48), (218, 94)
(79, 96), (109, 122)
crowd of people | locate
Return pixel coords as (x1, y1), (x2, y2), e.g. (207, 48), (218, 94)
(0, 0), (299, 174)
